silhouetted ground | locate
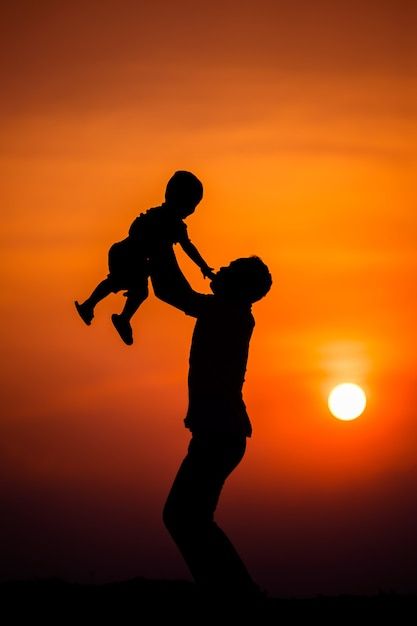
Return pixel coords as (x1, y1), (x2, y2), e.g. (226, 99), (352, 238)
(1, 578), (416, 623)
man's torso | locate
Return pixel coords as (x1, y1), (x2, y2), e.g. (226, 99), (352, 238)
(185, 295), (254, 437)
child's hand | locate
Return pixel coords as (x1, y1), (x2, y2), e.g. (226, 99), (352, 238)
(201, 265), (216, 280)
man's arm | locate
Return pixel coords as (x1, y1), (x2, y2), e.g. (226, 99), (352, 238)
(150, 245), (209, 317)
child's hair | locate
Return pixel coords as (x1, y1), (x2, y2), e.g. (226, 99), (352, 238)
(165, 171), (203, 208)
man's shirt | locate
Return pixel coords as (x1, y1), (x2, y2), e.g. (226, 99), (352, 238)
(183, 294), (254, 437)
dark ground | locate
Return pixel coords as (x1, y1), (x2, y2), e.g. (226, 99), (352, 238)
(1, 578), (416, 624)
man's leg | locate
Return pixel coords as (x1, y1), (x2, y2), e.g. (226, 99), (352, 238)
(163, 433), (257, 594)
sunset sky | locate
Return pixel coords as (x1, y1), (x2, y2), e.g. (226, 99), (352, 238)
(1, 0), (416, 596)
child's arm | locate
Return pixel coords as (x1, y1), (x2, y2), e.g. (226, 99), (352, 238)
(179, 233), (215, 279)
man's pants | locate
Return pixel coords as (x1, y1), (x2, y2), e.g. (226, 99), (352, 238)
(163, 432), (257, 594)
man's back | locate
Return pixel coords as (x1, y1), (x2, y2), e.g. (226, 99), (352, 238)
(185, 295), (254, 437)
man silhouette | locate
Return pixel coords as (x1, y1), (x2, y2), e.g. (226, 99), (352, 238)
(151, 248), (272, 601)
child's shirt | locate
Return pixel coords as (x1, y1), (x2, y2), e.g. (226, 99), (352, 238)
(128, 204), (190, 255)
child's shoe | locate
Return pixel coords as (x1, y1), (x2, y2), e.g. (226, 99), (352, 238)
(112, 314), (133, 345)
(75, 301), (94, 325)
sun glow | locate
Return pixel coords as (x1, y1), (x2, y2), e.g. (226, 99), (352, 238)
(328, 383), (367, 421)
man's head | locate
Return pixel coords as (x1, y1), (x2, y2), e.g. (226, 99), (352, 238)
(165, 171), (204, 217)
(210, 257), (272, 304)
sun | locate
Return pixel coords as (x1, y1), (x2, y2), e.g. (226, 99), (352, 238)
(328, 383), (366, 421)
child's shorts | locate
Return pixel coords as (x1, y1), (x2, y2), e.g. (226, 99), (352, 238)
(107, 239), (149, 293)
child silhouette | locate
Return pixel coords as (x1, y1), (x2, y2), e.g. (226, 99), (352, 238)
(75, 171), (214, 345)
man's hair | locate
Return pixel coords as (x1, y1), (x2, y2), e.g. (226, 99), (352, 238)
(165, 171), (203, 207)
(228, 256), (272, 303)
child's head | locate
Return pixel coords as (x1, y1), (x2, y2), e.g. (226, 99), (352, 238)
(165, 171), (203, 217)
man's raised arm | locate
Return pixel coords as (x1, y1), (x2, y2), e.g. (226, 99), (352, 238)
(150, 246), (208, 317)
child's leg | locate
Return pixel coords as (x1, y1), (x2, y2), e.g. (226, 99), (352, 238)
(84, 278), (115, 308)
(75, 277), (114, 325)
(111, 284), (148, 345)
(119, 286), (149, 322)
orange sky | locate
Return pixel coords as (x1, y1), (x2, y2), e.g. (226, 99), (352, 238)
(1, 0), (416, 595)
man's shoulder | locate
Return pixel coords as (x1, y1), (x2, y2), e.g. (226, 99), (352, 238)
(216, 298), (254, 317)
(184, 293), (214, 318)
(196, 297), (255, 327)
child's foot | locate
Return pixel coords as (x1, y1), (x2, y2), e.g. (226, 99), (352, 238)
(111, 314), (133, 345)
(75, 301), (94, 325)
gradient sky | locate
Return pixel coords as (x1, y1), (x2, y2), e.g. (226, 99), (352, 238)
(1, 0), (416, 596)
